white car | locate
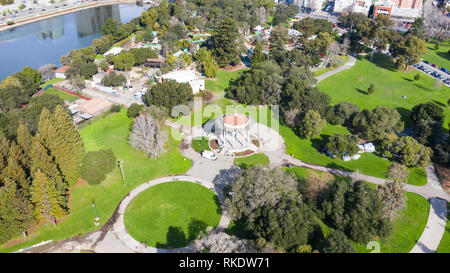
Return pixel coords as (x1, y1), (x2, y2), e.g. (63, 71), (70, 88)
(201, 151), (217, 161)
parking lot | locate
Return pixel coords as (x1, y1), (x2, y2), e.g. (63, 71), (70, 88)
(414, 61), (450, 86)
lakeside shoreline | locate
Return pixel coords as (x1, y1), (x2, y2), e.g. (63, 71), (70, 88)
(0, 0), (140, 32)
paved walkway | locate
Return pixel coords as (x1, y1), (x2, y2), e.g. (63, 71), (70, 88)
(314, 55), (357, 86)
(112, 175), (230, 253)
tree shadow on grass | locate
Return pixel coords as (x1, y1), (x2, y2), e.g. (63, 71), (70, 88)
(432, 100), (446, 107)
(369, 53), (397, 72)
(402, 77), (413, 82)
(355, 88), (368, 95)
(436, 51), (450, 62)
(396, 107), (413, 128)
(156, 226), (187, 249)
(325, 162), (353, 174)
(226, 217), (253, 240)
(188, 218), (208, 241)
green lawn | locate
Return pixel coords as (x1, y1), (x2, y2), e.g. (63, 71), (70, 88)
(205, 69), (248, 93)
(234, 153), (270, 169)
(355, 192), (430, 253)
(317, 54), (450, 129)
(191, 137), (211, 153)
(314, 55), (349, 76)
(45, 88), (79, 102)
(39, 77), (64, 88)
(124, 181), (221, 248)
(437, 202), (450, 253)
(0, 110), (191, 253)
(422, 41), (450, 69)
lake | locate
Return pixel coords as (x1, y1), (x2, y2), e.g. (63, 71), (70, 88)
(0, 4), (149, 81)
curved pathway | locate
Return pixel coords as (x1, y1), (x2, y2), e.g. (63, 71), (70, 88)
(112, 175), (230, 253)
(314, 55), (357, 86)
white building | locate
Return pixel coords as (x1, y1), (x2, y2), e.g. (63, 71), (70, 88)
(295, 0), (326, 11)
(333, 0), (372, 15)
(159, 70), (205, 94)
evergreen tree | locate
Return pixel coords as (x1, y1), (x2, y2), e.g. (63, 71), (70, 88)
(212, 17), (240, 67)
(367, 83), (375, 95)
(30, 169), (66, 226)
(250, 41), (266, 67)
(0, 179), (35, 244)
(299, 110), (326, 139)
(29, 134), (68, 207)
(1, 142), (29, 195)
(269, 25), (288, 65)
(38, 106), (84, 187)
(0, 132), (9, 171)
(16, 123), (33, 171)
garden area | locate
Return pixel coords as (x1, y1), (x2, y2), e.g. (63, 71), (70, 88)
(0, 110), (191, 253)
(45, 87), (79, 102)
(124, 181), (222, 248)
(316, 54), (450, 128)
(437, 203), (450, 253)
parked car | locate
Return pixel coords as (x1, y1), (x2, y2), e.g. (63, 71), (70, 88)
(424, 60), (430, 64)
(432, 64), (438, 68)
(201, 151), (218, 161)
(441, 67), (448, 73)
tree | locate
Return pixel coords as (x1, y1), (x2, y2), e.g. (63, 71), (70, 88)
(324, 133), (360, 158)
(320, 180), (391, 243)
(301, 170), (333, 203)
(224, 167), (301, 222)
(38, 106), (84, 186)
(127, 103), (144, 118)
(396, 35), (426, 69)
(30, 169), (66, 226)
(144, 80), (193, 114)
(414, 73), (420, 82)
(129, 48), (158, 65)
(252, 199), (316, 252)
(129, 113), (166, 158)
(379, 163), (407, 219)
(322, 230), (355, 253)
(415, 118), (442, 146)
(102, 71), (127, 87)
(382, 136), (432, 167)
(140, 8), (158, 29)
(298, 110), (325, 139)
(226, 61), (283, 105)
(351, 106), (404, 140)
(326, 101), (359, 126)
(250, 41), (266, 67)
(112, 52), (135, 71)
(92, 35), (113, 54)
(411, 102), (444, 124)
(195, 232), (255, 253)
(212, 17), (240, 67)
(268, 25), (288, 65)
(367, 83), (375, 95)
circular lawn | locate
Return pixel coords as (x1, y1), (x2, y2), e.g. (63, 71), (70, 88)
(124, 181), (222, 248)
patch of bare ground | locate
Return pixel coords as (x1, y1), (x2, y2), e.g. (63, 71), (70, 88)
(434, 164), (450, 193)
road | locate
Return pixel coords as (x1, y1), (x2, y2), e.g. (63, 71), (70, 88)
(416, 61), (450, 86)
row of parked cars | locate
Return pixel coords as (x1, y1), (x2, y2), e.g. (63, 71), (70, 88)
(414, 62), (450, 85)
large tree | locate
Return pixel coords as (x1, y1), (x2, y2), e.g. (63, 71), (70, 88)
(212, 17), (240, 67)
(298, 110), (325, 140)
(129, 113), (166, 159)
(351, 106), (403, 140)
(322, 230), (355, 253)
(144, 80), (193, 114)
(382, 136), (432, 168)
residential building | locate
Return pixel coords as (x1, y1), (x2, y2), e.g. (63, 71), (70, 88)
(373, 0), (394, 17)
(54, 65), (69, 79)
(158, 70), (205, 94)
(295, 0), (326, 11)
(333, 0), (372, 16)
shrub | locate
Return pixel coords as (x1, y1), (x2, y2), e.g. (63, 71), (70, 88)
(102, 71), (127, 87)
(109, 104), (122, 113)
(324, 133), (359, 158)
(127, 103), (144, 118)
(80, 149), (116, 184)
(191, 137), (210, 153)
(414, 73), (420, 81)
(367, 83), (375, 95)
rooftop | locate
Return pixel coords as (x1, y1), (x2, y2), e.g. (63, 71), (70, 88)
(222, 113), (249, 127)
(54, 65), (69, 73)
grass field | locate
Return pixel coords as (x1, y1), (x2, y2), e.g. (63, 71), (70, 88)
(205, 69), (248, 93)
(0, 110), (191, 253)
(191, 137), (211, 153)
(234, 153), (270, 169)
(355, 192), (429, 253)
(124, 181), (222, 248)
(45, 88), (79, 102)
(437, 203), (450, 253)
(316, 54), (450, 129)
(422, 41), (450, 69)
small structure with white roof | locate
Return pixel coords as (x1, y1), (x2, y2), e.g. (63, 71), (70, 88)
(158, 69), (205, 94)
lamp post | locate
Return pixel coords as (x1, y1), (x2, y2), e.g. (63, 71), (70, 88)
(118, 160), (125, 185)
(92, 201), (99, 226)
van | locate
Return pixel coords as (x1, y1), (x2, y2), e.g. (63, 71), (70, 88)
(201, 151), (218, 161)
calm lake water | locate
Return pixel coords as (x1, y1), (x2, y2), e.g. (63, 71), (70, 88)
(0, 4), (148, 81)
